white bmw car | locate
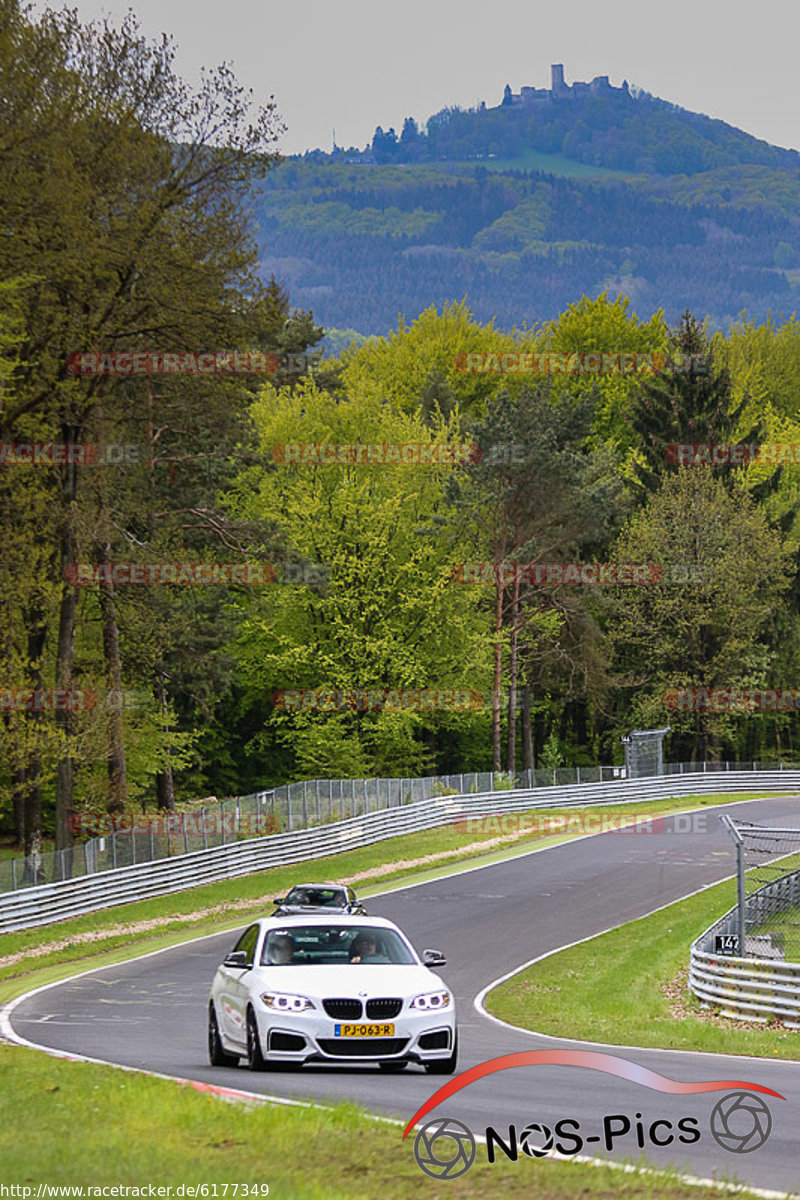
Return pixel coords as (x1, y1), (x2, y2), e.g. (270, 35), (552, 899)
(208, 914), (457, 1073)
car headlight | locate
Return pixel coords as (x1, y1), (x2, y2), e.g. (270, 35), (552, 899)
(410, 990), (451, 1011)
(260, 991), (315, 1012)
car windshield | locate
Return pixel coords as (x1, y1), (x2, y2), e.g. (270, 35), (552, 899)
(261, 925), (415, 966)
(285, 887), (344, 907)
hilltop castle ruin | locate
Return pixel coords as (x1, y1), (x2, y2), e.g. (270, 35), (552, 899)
(501, 64), (629, 108)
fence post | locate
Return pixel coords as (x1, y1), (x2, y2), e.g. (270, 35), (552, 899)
(149, 824), (155, 861)
(736, 839), (746, 954)
(131, 832), (136, 866)
(577, 766), (581, 785)
(364, 778), (369, 814)
(302, 783), (308, 828)
(202, 807), (208, 850)
(183, 813), (189, 854)
(221, 802), (226, 846)
(111, 833), (117, 869)
(84, 841), (90, 876)
(11, 857), (17, 890)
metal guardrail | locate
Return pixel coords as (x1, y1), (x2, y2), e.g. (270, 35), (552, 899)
(1, 763), (631, 895)
(690, 866), (800, 1025)
(5, 758), (794, 896)
(2, 768), (799, 934)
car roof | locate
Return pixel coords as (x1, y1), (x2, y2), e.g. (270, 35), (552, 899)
(285, 882), (350, 891)
(260, 913), (396, 931)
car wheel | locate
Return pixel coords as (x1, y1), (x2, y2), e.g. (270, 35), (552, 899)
(208, 1004), (239, 1067)
(378, 1060), (408, 1071)
(424, 1034), (458, 1075)
(246, 1008), (267, 1071)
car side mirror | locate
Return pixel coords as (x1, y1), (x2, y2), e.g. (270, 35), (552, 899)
(423, 948), (446, 967)
(272, 897), (284, 905)
(223, 950), (249, 969)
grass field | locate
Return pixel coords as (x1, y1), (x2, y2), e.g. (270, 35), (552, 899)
(485, 874), (800, 1058)
(0, 1041), (770, 1198)
(438, 149), (637, 180)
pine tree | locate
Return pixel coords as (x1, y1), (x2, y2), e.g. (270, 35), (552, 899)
(630, 310), (768, 493)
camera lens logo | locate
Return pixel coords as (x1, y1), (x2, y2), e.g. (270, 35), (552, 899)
(519, 1122), (554, 1157)
(413, 1117), (476, 1179)
(710, 1091), (772, 1153)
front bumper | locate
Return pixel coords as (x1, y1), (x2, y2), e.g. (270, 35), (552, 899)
(254, 1002), (455, 1064)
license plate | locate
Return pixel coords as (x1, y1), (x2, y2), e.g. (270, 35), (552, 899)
(334, 1023), (394, 1037)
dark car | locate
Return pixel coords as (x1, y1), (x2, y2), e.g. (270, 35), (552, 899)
(272, 881), (367, 916)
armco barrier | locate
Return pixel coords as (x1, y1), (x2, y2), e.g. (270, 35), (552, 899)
(689, 866), (800, 1024)
(2, 770), (799, 934)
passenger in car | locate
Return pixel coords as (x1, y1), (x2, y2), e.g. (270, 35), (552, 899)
(266, 933), (295, 964)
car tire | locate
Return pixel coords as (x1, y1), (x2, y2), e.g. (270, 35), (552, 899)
(378, 1060), (408, 1071)
(208, 1004), (239, 1067)
(246, 1008), (267, 1071)
(424, 1034), (458, 1075)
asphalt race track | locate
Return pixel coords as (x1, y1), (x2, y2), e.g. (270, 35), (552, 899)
(7, 796), (800, 1193)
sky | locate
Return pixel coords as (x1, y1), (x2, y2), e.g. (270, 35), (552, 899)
(43, 0), (800, 155)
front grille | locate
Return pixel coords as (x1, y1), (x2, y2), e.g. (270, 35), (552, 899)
(322, 998), (362, 1020)
(418, 1030), (450, 1050)
(365, 997), (402, 1020)
(269, 1031), (306, 1052)
(317, 1037), (409, 1058)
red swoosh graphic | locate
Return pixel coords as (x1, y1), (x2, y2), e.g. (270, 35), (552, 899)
(402, 1050), (785, 1138)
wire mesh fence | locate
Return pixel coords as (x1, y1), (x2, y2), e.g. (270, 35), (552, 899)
(721, 817), (800, 962)
(2, 758), (797, 896)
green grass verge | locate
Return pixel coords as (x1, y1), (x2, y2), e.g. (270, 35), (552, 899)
(435, 150), (636, 179)
(0, 1042), (768, 1198)
(485, 875), (800, 1059)
(0, 793), (779, 1003)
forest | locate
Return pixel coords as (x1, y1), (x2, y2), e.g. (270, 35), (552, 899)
(1, 0), (799, 859)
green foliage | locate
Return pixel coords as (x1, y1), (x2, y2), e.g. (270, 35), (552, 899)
(609, 469), (791, 757)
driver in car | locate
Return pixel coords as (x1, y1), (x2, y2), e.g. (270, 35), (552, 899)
(348, 934), (388, 963)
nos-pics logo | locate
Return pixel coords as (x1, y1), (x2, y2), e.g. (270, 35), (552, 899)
(404, 1051), (782, 1180)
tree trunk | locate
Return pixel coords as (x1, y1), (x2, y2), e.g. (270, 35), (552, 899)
(12, 764), (26, 849)
(54, 421), (80, 851)
(521, 685), (534, 775)
(154, 669), (175, 812)
(492, 535), (507, 773)
(98, 546), (127, 813)
(492, 576), (504, 772)
(506, 574), (520, 779)
(22, 613), (47, 876)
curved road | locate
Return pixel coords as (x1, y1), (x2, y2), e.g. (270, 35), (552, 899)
(7, 796), (800, 1193)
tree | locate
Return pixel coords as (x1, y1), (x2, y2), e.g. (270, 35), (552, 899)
(628, 310), (768, 494)
(0, 1), (284, 843)
(609, 469), (790, 761)
(449, 384), (623, 771)
(223, 376), (491, 778)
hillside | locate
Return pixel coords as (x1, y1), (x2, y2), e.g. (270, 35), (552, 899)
(253, 73), (800, 335)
